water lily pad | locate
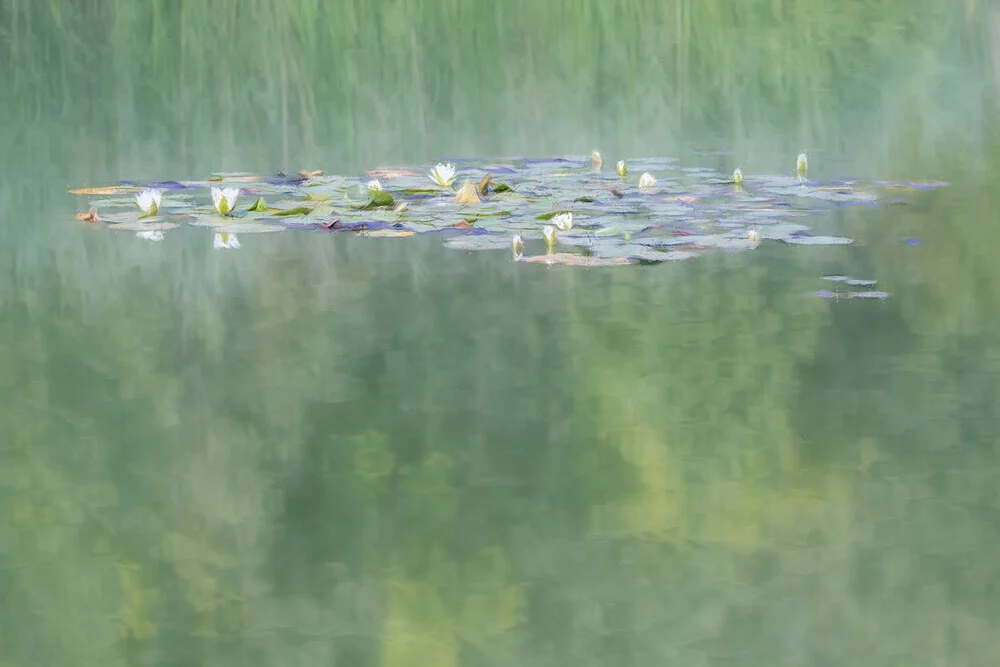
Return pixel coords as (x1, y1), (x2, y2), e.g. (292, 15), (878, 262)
(346, 228), (410, 238)
(107, 221), (181, 232)
(274, 206), (313, 217)
(205, 222), (283, 234)
(68, 156), (936, 267)
(782, 235), (854, 246)
(521, 253), (633, 267)
(444, 235), (514, 251)
(822, 275), (878, 287)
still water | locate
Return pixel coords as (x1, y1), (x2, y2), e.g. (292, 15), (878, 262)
(2, 1), (1000, 665)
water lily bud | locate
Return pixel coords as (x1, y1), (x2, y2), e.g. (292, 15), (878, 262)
(616, 160), (627, 177)
(796, 153), (808, 175)
(511, 234), (524, 259)
(542, 225), (556, 250)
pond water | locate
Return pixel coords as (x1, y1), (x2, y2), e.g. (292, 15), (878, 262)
(2, 2), (1000, 665)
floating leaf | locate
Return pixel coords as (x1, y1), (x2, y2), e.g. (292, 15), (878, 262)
(493, 183), (513, 194)
(274, 206), (312, 217)
(75, 207), (101, 222)
(536, 209), (572, 221)
(455, 182), (481, 204)
(821, 275), (878, 287)
(522, 253), (632, 267)
(782, 235), (854, 246)
(362, 229), (415, 238)
(107, 221), (181, 232)
(364, 189), (395, 209)
(477, 173), (493, 196)
(444, 235), (513, 251)
(69, 185), (137, 195)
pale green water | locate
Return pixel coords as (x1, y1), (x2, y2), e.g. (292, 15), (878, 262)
(2, 2), (1000, 665)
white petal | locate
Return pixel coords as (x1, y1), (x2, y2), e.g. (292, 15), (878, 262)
(135, 230), (164, 242)
(552, 212), (573, 231)
(638, 172), (656, 188)
(213, 233), (241, 249)
(135, 188), (162, 214)
(542, 225), (556, 246)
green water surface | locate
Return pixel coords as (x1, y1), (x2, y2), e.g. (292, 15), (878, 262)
(2, 1), (1000, 665)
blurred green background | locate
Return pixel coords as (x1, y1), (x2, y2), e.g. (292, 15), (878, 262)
(2, 1), (1000, 665)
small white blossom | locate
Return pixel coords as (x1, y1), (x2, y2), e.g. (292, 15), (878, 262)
(134, 189), (162, 217)
(366, 179), (383, 192)
(733, 168), (744, 186)
(590, 151), (603, 169)
(211, 187), (240, 216)
(747, 227), (761, 245)
(552, 212), (573, 231)
(638, 172), (656, 189)
(429, 163), (457, 187)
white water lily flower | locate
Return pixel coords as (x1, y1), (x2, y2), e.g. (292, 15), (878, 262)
(511, 234), (524, 259)
(590, 151), (603, 169)
(134, 189), (162, 217)
(616, 160), (627, 177)
(796, 153), (808, 174)
(552, 212), (573, 231)
(542, 225), (556, 249)
(747, 227), (761, 245)
(366, 179), (383, 192)
(429, 162), (457, 187)
(211, 187), (240, 216)
(733, 168), (744, 186)
(135, 229), (164, 242)
(638, 172), (656, 189)
(213, 232), (241, 250)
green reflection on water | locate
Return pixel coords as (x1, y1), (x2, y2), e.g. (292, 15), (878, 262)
(2, 1), (1000, 665)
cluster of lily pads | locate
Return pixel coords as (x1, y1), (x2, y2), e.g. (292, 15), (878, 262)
(70, 151), (945, 268)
